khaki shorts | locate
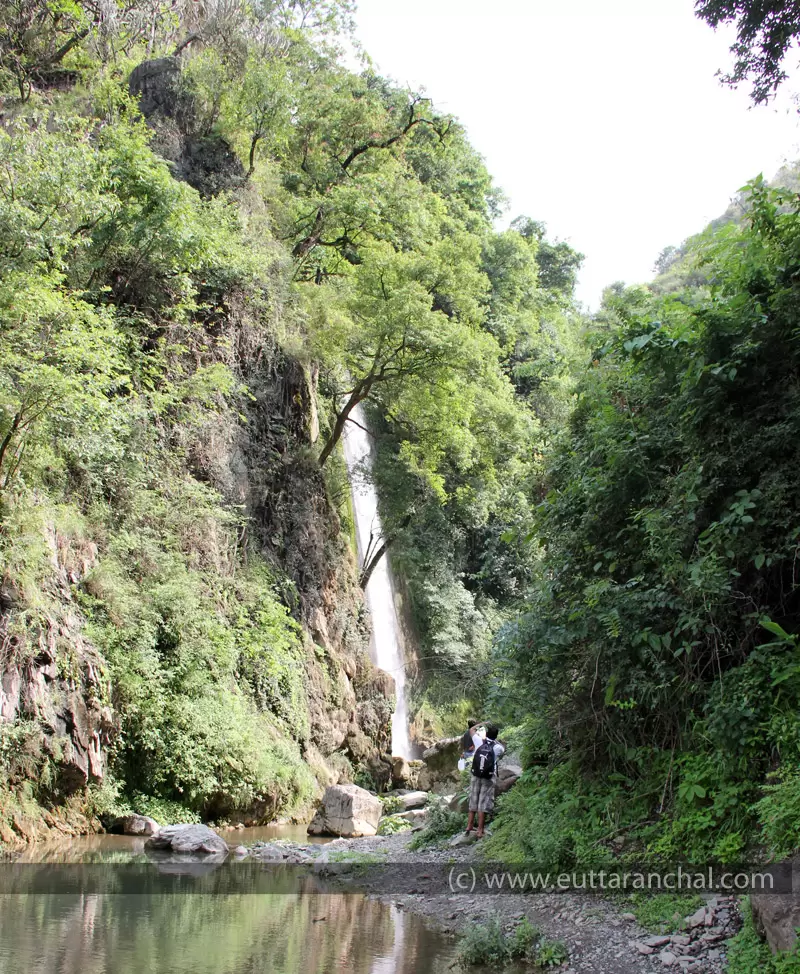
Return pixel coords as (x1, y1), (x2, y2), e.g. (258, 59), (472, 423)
(469, 775), (495, 814)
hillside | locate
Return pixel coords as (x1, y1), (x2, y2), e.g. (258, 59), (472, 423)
(0, 0), (581, 839)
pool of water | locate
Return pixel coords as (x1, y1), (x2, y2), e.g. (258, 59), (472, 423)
(7, 824), (329, 863)
(0, 829), (458, 974)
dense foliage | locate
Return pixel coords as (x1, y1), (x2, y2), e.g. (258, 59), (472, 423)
(490, 177), (800, 867)
(0, 0), (584, 826)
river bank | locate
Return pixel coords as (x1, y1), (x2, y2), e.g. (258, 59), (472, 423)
(250, 831), (741, 974)
(1, 826), (739, 974)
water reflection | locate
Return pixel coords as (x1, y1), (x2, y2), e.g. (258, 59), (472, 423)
(0, 831), (456, 974)
(0, 890), (455, 974)
(7, 825), (328, 864)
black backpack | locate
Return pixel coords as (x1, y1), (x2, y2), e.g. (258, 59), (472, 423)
(460, 729), (474, 751)
(472, 739), (496, 779)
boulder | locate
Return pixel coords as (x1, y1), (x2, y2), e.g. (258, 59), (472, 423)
(449, 831), (479, 847)
(145, 824), (229, 855)
(110, 814), (160, 836)
(685, 907), (709, 929)
(128, 57), (184, 120)
(251, 841), (315, 863)
(752, 861), (800, 953)
(398, 790), (428, 811)
(391, 757), (424, 789)
(392, 756), (410, 785)
(307, 784), (382, 838)
(418, 737), (462, 792)
(397, 809), (427, 824)
(495, 766), (521, 795)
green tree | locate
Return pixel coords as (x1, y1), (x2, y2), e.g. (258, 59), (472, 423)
(695, 0), (800, 103)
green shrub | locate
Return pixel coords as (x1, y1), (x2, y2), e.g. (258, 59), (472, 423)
(409, 801), (464, 850)
(457, 915), (568, 969)
(755, 769), (800, 861)
(484, 764), (649, 867)
(379, 794), (404, 815)
(377, 814), (413, 835)
(125, 793), (201, 826)
(458, 915), (509, 967)
(727, 899), (800, 974)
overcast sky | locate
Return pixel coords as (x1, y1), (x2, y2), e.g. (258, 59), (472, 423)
(350, 0), (800, 308)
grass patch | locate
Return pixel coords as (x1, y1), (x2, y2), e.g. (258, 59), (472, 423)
(325, 850), (386, 864)
(458, 915), (568, 969)
(624, 891), (704, 934)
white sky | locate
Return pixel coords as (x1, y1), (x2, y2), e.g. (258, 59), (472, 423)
(350, 0), (800, 308)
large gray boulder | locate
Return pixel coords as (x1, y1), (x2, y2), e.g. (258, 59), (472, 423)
(417, 737), (462, 793)
(145, 824), (229, 855)
(307, 784), (382, 837)
(128, 57), (184, 121)
(398, 790), (428, 810)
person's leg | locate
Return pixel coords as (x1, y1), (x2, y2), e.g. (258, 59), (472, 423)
(466, 776), (479, 832)
(475, 779), (493, 837)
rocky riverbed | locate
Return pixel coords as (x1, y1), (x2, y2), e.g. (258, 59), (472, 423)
(246, 831), (742, 973)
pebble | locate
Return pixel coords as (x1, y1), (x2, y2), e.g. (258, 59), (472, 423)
(659, 950), (677, 966)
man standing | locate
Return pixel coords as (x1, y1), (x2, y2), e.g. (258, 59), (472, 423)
(465, 723), (504, 839)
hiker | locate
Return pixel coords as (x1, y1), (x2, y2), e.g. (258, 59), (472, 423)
(465, 722), (505, 839)
(457, 719), (484, 771)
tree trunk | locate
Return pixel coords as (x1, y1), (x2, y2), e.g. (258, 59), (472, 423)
(358, 514), (411, 589)
(318, 382), (370, 466)
(359, 536), (392, 589)
(248, 133), (261, 176)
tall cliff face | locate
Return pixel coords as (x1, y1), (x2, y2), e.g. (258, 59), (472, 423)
(0, 57), (393, 844)
(0, 326), (391, 845)
(199, 339), (395, 777)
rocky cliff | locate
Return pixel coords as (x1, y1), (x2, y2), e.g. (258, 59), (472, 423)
(0, 56), (393, 844)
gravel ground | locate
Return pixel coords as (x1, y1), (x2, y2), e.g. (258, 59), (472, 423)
(249, 831), (742, 973)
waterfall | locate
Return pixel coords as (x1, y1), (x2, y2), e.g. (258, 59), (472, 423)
(342, 403), (412, 759)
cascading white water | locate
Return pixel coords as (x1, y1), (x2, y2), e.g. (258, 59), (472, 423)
(342, 403), (412, 759)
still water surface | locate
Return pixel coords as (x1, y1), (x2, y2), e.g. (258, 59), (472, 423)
(0, 829), (457, 974)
